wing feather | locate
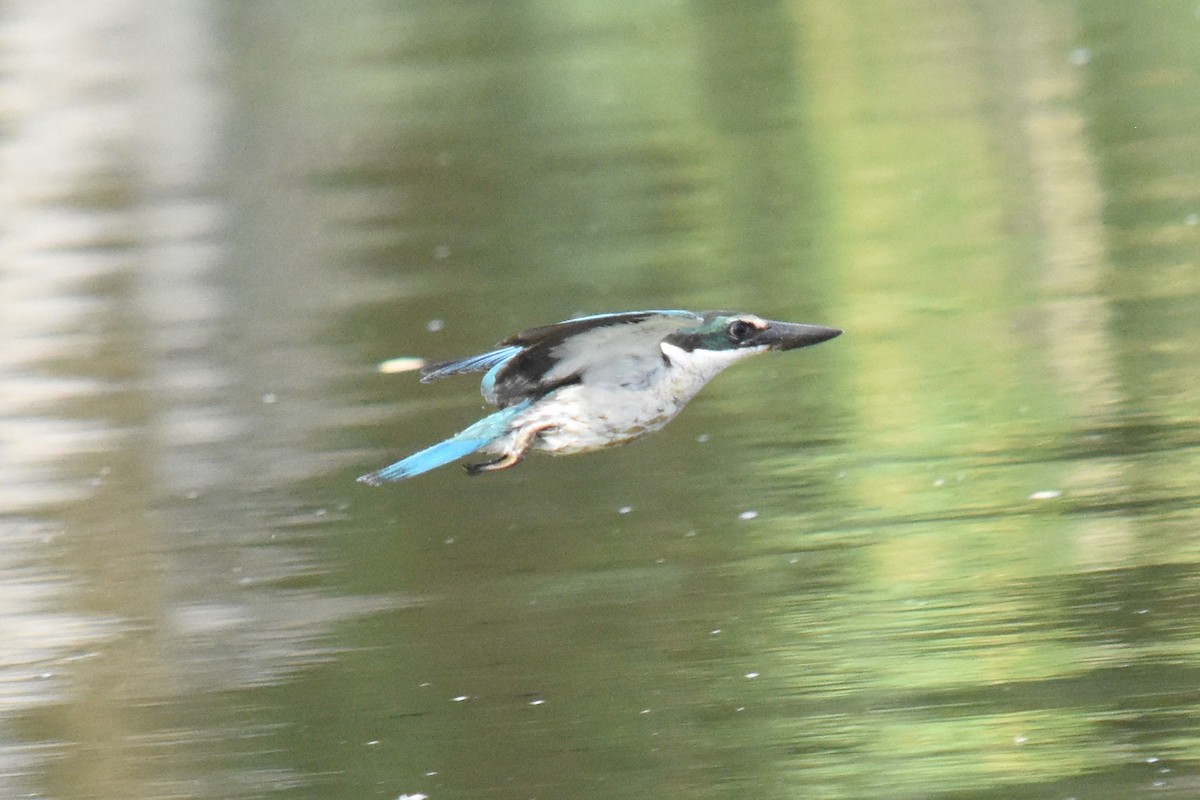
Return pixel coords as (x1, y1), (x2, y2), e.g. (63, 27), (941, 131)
(419, 346), (522, 384)
(414, 310), (701, 408)
(491, 310), (700, 406)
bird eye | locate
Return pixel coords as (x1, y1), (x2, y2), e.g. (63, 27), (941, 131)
(727, 320), (754, 342)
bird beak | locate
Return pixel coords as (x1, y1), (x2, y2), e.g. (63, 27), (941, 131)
(758, 321), (842, 351)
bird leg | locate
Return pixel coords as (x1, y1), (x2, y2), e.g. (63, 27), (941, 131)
(463, 423), (554, 475)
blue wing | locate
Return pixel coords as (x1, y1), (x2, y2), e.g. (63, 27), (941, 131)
(420, 346), (522, 384)
(487, 310), (701, 406)
(417, 311), (693, 384)
(416, 311), (698, 407)
(357, 400), (531, 484)
(502, 310), (697, 348)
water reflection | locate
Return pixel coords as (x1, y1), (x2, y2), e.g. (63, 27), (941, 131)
(1, 2), (404, 797)
(0, 0), (1198, 799)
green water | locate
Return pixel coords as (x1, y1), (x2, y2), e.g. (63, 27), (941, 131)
(1, 1), (1198, 798)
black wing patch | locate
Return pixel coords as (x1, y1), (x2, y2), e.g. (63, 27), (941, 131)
(491, 310), (696, 406)
(414, 311), (698, 408)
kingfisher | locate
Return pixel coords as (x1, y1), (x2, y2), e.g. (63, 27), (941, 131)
(358, 310), (840, 484)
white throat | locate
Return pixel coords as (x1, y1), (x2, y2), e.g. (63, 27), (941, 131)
(659, 341), (765, 400)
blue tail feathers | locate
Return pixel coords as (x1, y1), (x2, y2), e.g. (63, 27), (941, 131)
(357, 435), (489, 484)
(358, 401), (530, 484)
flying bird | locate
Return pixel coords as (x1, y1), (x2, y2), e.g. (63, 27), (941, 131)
(358, 310), (840, 484)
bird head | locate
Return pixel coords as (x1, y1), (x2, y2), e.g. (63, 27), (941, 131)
(663, 312), (842, 354)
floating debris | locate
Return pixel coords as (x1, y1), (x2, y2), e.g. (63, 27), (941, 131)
(378, 357), (426, 374)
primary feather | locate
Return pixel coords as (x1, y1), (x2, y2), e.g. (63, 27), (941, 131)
(420, 345), (522, 383)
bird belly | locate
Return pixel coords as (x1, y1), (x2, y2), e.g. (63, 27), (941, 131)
(484, 384), (684, 456)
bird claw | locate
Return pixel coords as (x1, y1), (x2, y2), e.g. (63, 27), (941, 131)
(462, 460), (494, 475)
(463, 454), (518, 475)
(463, 422), (554, 475)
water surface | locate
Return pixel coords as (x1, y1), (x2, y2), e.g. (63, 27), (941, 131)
(1, 1), (1198, 798)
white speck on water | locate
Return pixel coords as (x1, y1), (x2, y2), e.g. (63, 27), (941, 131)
(261, 393), (277, 404)
(933, 478), (945, 487)
(378, 357), (426, 374)
(452, 695), (468, 702)
(1146, 756), (1160, 763)
(640, 708), (652, 715)
(1029, 490), (1062, 501)
(426, 318), (446, 332)
(366, 740), (379, 746)
(710, 628), (722, 636)
(433, 244), (451, 260)
(528, 698), (546, 706)
(745, 672), (759, 679)
(444, 537), (455, 545)
(1185, 212), (1199, 226)
(1069, 46), (1091, 66)
(685, 529), (698, 538)
(424, 771), (438, 777)
(397, 794), (428, 800)
(696, 433), (710, 443)
(1014, 735), (1029, 745)
(618, 505), (633, 515)
(738, 510), (758, 521)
